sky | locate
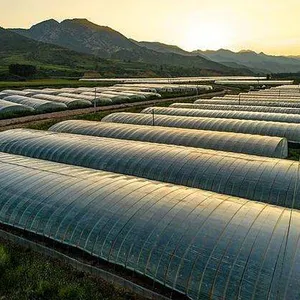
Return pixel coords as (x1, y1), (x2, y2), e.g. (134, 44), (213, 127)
(2, 0), (300, 55)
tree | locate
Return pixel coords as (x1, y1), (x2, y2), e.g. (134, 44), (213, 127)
(9, 64), (37, 77)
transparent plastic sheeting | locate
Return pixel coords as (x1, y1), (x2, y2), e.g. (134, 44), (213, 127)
(233, 93), (300, 99)
(0, 99), (34, 115)
(212, 96), (300, 103)
(0, 152), (299, 300)
(170, 103), (300, 115)
(82, 92), (131, 104)
(215, 80), (294, 85)
(194, 99), (300, 108)
(0, 92), (8, 99)
(247, 92), (300, 97)
(32, 94), (92, 109)
(49, 120), (288, 158)
(141, 107), (300, 124)
(3, 95), (67, 112)
(1, 89), (37, 97)
(0, 129), (299, 209)
(102, 112), (300, 143)
(58, 93), (113, 106)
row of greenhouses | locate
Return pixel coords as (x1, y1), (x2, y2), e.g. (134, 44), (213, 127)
(0, 152), (299, 300)
(1, 84), (300, 299)
(215, 80), (294, 85)
(171, 102), (300, 114)
(102, 112), (300, 143)
(0, 127), (297, 208)
(0, 86), (165, 118)
(196, 98), (300, 108)
(50, 120), (288, 158)
(142, 106), (300, 124)
(79, 76), (268, 84)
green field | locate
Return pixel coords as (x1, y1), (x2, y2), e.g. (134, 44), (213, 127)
(0, 79), (116, 90)
(0, 239), (142, 300)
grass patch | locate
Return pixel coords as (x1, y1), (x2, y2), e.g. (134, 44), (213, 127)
(0, 239), (142, 300)
(288, 148), (300, 161)
(0, 79), (114, 90)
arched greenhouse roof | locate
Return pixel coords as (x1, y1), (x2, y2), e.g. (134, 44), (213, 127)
(3, 95), (67, 112)
(0, 129), (298, 209)
(170, 103), (300, 115)
(141, 107), (300, 124)
(0, 99), (34, 115)
(32, 94), (92, 109)
(0, 152), (299, 299)
(82, 92), (130, 104)
(194, 99), (300, 108)
(49, 120), (288, 158)
(58, 93), (113, 106)
(102, 112), (300, 143)
(213, 96), (300, 103)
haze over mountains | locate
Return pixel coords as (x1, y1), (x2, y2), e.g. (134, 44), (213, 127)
(3, 18), (300, 76)
(135, 41), (300, 74)
(10, 19), (235, 74)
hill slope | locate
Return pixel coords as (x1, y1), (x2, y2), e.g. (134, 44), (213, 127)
(10, 19), (248, 74)
(0, 26), (106, 75)
(132, 40), (192, 56)
(194, 49), (300, 73)
(132, 40), (300, 74)
(0, 27), (243, 78)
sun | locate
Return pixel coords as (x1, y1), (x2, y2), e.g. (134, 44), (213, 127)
(180, 19), (233, 51)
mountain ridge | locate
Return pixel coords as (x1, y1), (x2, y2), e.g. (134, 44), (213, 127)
(9, 19), (250, 75)
(0, 26), (247, 78)
(133, 41), (300, 73)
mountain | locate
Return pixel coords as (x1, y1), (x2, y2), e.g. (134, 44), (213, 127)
(0, 27), (244, 79)
(193, 49), (300, 73)
(0, 26), (109, 77)
(133, 40), (300, 74)
(134, 41), (263, 73)
(10, 19), (249, 75)
(132, 40), (192, 56)
(12, 19), (138, 58)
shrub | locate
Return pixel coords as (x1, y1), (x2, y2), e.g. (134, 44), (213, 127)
(58, 285), (84, 300)
(9, 64), (37, 78)
(0, 245), (10, 269)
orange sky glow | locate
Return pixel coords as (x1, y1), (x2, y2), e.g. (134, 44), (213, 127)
(2, 0), (300, 55)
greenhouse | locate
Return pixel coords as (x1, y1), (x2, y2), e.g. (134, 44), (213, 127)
(115, 91), (146, 101)
(49, 120), (288, 158)
(249, 91), (300, 96)
(0, 128), (299, 208)
(102, 112), (300, 143)
(32, 94), (92, 109)
(23, 89), (62, 95)
(0, 99), (34, 116)
(82, 92), (130, 104)
(215, 80), (293, 85)
(221, 95), (300, 102)
(195, 99), (300, 108)
(58, 93), (113, 106)
(3, 95), (67, 112)
(0, 92), (9, 99)
(170, 103), (300, 115)
(141, 107), (300, 124)
(110, 89), (161, 99)
(1, 89), (36, 97)
(102, 91), (145, 102)
(239, 92), (300, 98)
(0, 152), (299, 299)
